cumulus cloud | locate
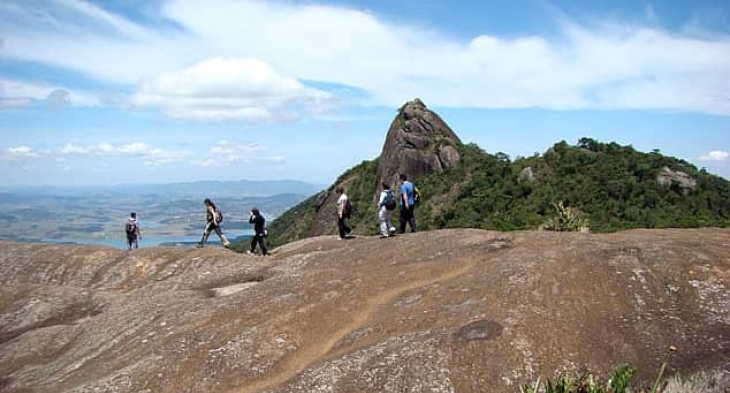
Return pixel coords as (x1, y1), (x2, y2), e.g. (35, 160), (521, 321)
(0, 79), (98, 108)
(132, 57), (333, 122)
(59, 142), (190, 165)
(700, 150), (730, 162)
(0, 145), (43, 161)
(7, 145), (40, 158)
(2, 0), (730, 116)
(197, 140), (283, 166)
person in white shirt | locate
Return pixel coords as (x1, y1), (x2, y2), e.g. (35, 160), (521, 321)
(335, 186), (352, 240)
(377, 182), (397, 238)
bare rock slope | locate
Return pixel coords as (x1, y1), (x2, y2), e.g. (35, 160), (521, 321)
(1, 229), (729, 393)
(375, 98), (462, 189)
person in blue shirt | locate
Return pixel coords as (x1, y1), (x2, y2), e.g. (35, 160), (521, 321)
(398, 174), (418, 233)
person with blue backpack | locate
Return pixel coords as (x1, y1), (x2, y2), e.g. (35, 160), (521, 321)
(377, 182), (397, 238)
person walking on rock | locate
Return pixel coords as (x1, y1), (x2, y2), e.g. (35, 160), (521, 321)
(124, 212), (141, 250)
(335, 186), (352, 240)
(398, 174), (418, 233)
(198, 198), (230, 248)
(247, 207), (269, 256)
(377, 182), (397, 238)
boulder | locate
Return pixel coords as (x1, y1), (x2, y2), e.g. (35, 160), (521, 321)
(657, 166), (697, 190)
(375, 98), (461, 192)
(519, 166), (535, 183)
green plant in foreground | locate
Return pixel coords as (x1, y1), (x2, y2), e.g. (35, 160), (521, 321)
(541, 201), (590, 232)
(520, 362), (671, 393)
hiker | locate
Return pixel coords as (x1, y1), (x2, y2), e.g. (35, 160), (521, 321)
(124, 212), (141, 250)
(198, 198), (230, 248)
(247, 207), (269, 256)
(377, 182), (397, 238)
(335, 186), (352, 240)
(398, 174), (418, 233)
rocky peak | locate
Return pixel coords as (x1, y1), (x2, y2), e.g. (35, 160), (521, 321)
(375, 99), (461, 192)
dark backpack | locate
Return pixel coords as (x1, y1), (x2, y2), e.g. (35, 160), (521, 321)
(125, 221), (137, 236)
(343, 199), (353, 219)
(384, 190), (397, 211)
(214, 207), (223, 224)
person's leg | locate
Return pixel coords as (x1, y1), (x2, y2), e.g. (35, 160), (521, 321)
(134, 237), (139, 249)
(200, 223), (212, 246)
(337, 217), (346, 239)
(259, 236), (268, 255)
(408, 206), (417, 232)
(379, 208), (388, 236)
(214, 226), (230, 247)
(399, 207), (407, 234)
(127, 237), (132, 250)
(385, 210), (394, 235)
(250, 235), (258, 253)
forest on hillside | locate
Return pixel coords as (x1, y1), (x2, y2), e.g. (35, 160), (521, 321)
(259, 138), (730, 248)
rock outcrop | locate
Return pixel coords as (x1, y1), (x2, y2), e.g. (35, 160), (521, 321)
(1, 228), (729, 392)
(274, 99), (461, 240)
(657, 166), (697, 190)
(375, 98), (461, 191)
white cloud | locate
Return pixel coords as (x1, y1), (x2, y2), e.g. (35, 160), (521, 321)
(0, 145), (43, 161)
(131, 57), (333, 122)
(7, 145), (40, 157)
(700, 150), (730, 162)
(196, 140), (282, 167)
(0, 78), (99, 108)
(59, 141), (191, 165)
(2, 0), (730, 116)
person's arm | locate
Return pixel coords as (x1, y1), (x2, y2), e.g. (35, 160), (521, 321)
(378, 192), (386, 206)
(402, 188), (410, 209)
(249, 213), (255, 224)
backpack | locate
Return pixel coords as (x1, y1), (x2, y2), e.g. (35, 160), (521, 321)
(125, 220), (137, 236)
(343, 198), (353, 219)
(413, 186), (421, 205)
(214, 207), (224, 224)
(384, 190), (397, 211)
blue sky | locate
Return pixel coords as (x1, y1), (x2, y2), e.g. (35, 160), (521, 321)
(0, 0), (729, 186)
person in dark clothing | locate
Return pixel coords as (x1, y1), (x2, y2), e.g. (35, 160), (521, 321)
(125, 212), (141, 250)
(398, 174), (418, 233)
(248, 207), (268, 256)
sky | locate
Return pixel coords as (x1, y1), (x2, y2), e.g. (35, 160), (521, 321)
(0, 0), (729, 186)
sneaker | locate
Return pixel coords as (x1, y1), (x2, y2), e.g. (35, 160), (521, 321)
(246, 250), (254, 255)
(196, 243), (204, 248)
(223, 244), (230, 249)
(379, 235), (388, 239)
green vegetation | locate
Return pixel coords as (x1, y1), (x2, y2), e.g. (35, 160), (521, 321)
(521, 364), (657, 393)
(259, 138), (730, 248)
(540, 201), (590, 232)
(520, 363), (730, 393)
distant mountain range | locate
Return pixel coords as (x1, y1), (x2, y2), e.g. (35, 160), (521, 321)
(0, 179), (322, 199)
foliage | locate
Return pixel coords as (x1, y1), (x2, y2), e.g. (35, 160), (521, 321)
(254, 138), (730, 249)
(520, 364), (664, 393)
(541, 201), (590, 232)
